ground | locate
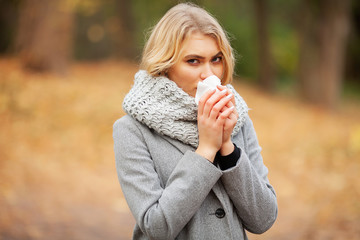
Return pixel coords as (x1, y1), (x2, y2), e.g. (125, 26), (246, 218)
(0, 58), (359, 239)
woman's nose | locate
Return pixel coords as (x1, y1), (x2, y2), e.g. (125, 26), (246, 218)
(200, 65), (214, 80)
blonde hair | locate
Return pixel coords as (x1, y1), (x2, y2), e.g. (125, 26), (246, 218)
(140, 3), (235, 84)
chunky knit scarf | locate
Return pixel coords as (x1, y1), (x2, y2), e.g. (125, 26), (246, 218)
(123, 70), (248, 148)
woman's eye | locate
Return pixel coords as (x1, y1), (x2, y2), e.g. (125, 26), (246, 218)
(187, 59), (199, 64)
(212, 56), (222, 63)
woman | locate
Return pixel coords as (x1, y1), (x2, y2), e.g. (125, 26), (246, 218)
(113, 3), (277, 239)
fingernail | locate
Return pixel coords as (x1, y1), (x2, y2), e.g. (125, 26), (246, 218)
(220, 89), (227, 94)
(226, 93), (233, 99)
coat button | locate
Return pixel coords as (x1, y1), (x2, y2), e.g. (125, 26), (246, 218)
(215, 208), (226, 218)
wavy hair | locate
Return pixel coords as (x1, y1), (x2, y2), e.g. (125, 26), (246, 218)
(140, 3), (235, 84)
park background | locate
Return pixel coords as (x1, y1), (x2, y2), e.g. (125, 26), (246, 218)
(0, 0), (360, 239)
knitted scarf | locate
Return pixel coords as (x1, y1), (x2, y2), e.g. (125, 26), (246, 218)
(123, 70), (248, 148)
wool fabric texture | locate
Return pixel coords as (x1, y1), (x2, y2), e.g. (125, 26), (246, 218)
(122, 70), (248, 148)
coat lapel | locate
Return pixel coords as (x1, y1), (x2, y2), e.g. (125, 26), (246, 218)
(162, 135), (195, 154)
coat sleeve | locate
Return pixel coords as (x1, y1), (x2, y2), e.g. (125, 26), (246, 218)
(220, 114), (278, 234)
(113, 116), (222, 240)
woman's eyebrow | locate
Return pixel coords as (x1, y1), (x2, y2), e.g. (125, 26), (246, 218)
(184, 51), (223, 60)
(213, 52), (223, 58)
(184, 54), (205, 60)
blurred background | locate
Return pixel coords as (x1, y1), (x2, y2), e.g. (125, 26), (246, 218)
(0, 0), (359, 239)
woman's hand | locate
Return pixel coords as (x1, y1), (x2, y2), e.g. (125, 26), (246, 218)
(195, 88), (234, 162)
(216, 85), (239, 156)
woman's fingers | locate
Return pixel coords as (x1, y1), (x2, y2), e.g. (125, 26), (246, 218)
(198, 85), (237, 127)
(198, 89), (216, 116)
(216, 106), (235, 126)
(209, 93), (233, 120)
(202, 89), (228, 118)
(217, 85), (235, 106)
(198, 85), (236, 122)
(198, 88), (227, 117)
(217, 85), (238, 117)
(225, 101), (238, 118)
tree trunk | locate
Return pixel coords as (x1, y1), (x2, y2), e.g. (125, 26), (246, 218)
(115, 0), (137, 60)
(15, 0), (74, 75)
(298, 0), (351, 108)
(254, 0), (275, 91)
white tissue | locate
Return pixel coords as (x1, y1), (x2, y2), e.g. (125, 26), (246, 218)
(195, 75), (221, 105)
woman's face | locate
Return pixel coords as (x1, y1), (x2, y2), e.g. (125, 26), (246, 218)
(167, 32), (224, 97)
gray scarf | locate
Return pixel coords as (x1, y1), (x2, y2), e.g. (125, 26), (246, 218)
(123, 70), (248, 148)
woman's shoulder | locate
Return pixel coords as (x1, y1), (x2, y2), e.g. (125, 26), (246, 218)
(114, 114), (134, 127)
(113, 114), (151, 139)
(113, 115), (142, 145)
(113, 115), (142, 132)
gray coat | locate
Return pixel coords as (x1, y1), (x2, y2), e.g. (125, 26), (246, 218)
(113, 114), (277, 240)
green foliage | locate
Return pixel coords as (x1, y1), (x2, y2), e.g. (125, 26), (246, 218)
(271, 24), (298, 80)
(74, 0), (118, 60)
(131, 0), (175, 52)
(268, 0), (300, 89)
(343, 81), (360, 99)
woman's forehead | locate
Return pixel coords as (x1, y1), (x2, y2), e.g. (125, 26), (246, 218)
(180, 32), (220, 56)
